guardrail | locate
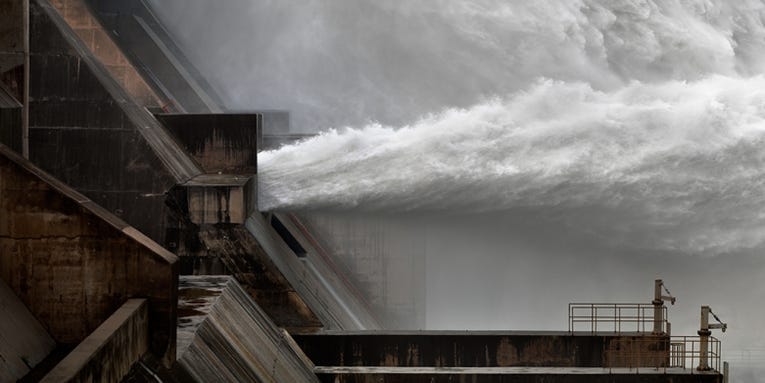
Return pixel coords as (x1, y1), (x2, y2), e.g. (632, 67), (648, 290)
(569, 303), (668, 334)
(603, 335), (721, 373)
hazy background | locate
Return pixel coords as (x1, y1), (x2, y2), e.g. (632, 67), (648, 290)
(149, 1), (765, 380)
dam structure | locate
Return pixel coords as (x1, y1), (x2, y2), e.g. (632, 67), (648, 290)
(0, 1), (728, 382)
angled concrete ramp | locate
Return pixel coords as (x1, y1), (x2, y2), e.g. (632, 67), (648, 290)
(176, 276), (319, 382)
(26, 0), (204, 241)
(246, 212), (382, 331)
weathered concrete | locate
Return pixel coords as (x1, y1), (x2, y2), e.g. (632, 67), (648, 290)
(176, 276), (319, 383)
(27, 0), (202, 242)
(297, 212), (428, 328)
(41, 299), (148, 383)
(48, 0), (160, 107)
(83, 0), (226, 113)
(247, 212), (382, 330)
(156, 113), (259, 174)
(314, 366), (722, 383)
(0, 83), (22, 152)
(0, 278), (56, 383)
(173, 174), (255, 225)
(0, 0), (23, 76)
(294, 331), (667, 368)
(173, 224), (322, 332)
(0, 143), (177, 364)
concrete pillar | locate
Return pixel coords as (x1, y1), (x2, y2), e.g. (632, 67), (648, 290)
(697, 305), (711, 371)
(652, 279), (663, 334)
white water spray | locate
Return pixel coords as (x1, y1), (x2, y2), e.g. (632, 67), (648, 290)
(252, 0), (765, 254)
(260, 75), (765, 254)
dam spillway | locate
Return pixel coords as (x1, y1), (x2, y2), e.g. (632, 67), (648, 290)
(0, 0), (739, 382)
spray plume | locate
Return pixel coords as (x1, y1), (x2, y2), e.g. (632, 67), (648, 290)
(245, 0), (765, 254)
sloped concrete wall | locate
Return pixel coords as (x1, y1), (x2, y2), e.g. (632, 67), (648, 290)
(41, 299), (148, 383)
(49, 0), (160, 107)
(174, 225), (323, 332)
(0, 278), (56, 383)
(84, 0), (226, 113)
(27, 0), (202, 243)
(0, 143), (177, 364)
(246, 213), (382, 331)
(176, 276), (319, 383)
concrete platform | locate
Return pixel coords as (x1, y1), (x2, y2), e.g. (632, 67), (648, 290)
(314, 366), (721, 383)
(294, 330), (668, 368)
(174, 174), (255, 224)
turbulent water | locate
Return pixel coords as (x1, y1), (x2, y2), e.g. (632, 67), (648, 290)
(255, 1), (765, 255)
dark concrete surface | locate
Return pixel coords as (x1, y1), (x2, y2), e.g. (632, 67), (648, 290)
(41, 299), (149, 383)
(295, 332), (669, 368)
(0, 143), (177, 364)
(175, 276), (319, 383)
(173, 224), (323, 332)
(27, 0), (202, 243)
(0, 82), (22, 152)
(315, 368), (721, 383)
(84, 0), (226, 113)
(156, 113), (259, 174)
(0, 0), (23, 75)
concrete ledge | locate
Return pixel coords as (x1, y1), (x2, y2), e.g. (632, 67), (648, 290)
(295, 332), (667, 368)
(315, 367), (722, 383)
(172, 174), (255, 224)
(41, 299), (149, 383)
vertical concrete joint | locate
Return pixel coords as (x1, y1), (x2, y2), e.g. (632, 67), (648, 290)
(21, 0), (29, 158)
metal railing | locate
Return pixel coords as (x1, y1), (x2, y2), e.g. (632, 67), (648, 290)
(569, 303), (668, 334)
(603, 335), (722, 373)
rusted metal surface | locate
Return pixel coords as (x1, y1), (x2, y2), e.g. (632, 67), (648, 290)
(652, 279), (675, 335)
(176, 276), (319, 383)
(603, 335), (722, 374)
(697, 306), (727, 371)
